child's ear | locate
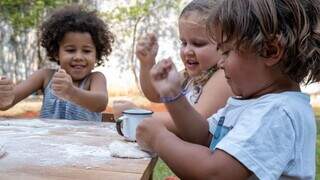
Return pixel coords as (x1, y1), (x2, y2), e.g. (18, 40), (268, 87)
(262, 39), (284, 66)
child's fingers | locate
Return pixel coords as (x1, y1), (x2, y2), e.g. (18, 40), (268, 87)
(0, 77), (13, 85)
(53, 70), (68, 79)
(58, 68), (66, 73)
(51, 83), (64, 92)
(0, 83), (14, 91)
(150, 61), (168, 80)
(148, 33), (157, 43)
(136, 45), (148, 56)
(51, 76), (68, 86)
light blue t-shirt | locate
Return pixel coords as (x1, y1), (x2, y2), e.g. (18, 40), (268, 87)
(40, 77), (102, 122)
(208, 92), (316, 180)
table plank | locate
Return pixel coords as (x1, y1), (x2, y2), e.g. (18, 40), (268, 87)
(0, 119), (156, 180)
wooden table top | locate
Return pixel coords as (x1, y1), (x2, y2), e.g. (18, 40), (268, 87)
(0, 119), (157, 180)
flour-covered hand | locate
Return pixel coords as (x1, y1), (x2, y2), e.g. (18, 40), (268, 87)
(150, 58), (182, 98)
(136, 33), (159, 67)
(51, 68), (75, 100)
(136, 117), (168, 152)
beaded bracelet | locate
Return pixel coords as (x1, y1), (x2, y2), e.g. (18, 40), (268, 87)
(160, 89), (187, 103)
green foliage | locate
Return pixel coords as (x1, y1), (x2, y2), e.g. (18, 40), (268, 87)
(0, 0), (68, 34)
(153, 159), (175, 180)
(103, 0), (181, 22)
(317, 134), (320, 179)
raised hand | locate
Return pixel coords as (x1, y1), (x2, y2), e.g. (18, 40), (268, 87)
(135, 33), (159, 66)
(0, 76), (15, 109)
(51, 68), (74, 100)
(149, 58), (182, 98)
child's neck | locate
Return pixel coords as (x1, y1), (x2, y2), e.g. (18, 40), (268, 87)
(248, 78), (300, 99)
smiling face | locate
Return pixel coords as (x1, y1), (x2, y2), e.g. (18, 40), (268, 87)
(57, 32), (96, 81)
(179, 12), (220, 77)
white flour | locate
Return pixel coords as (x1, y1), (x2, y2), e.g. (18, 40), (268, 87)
(0, 119), (120, 167)
(109, 140), (151, 159)
(0, 145), (6, 159)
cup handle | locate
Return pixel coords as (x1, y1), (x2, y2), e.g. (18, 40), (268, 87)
(116, 116), (125, 136)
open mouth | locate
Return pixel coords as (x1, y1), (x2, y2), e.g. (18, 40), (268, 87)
(70, 65), (86, 69)
(186, 59), (199, 67)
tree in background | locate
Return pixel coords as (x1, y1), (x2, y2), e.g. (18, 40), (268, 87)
(0, 0), (187, 90)
(101, 0), (185, 91)
(0, 0), (96, 82)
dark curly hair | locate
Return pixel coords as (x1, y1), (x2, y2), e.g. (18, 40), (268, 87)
(40, 5), (114, 66)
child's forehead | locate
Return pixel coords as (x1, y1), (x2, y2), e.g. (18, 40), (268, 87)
(180, 11), (207, 26)
(179, 18), (206, 29)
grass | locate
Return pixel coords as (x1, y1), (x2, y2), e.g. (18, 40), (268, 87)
(153, 159), (176, 180)
(316, 120), (320, 179)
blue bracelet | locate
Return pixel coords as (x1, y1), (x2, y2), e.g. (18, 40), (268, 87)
(160, 89), (187, 103)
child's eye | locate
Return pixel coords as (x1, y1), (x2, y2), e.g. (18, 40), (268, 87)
(83, 49), (92, 53)
(192, 41), (207, 47)
(65, 49), (75, 53)
(180, 40), (187, 47)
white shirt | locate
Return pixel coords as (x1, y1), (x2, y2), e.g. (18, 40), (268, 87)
(208, 92), (316, 180)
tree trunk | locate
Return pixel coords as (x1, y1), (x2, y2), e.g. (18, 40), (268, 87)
(130, 16), (143, 94)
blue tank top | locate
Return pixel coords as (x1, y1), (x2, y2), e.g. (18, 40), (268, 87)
(40, 76), (102, 121)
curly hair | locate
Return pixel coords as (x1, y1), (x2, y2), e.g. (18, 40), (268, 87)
(40, 5), (114, 66)
(207, 0), (320, 84)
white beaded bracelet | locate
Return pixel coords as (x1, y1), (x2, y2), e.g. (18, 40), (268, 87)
(160, 89), (187, 103)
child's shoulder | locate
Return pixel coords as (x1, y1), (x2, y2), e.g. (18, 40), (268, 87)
(82, 71), (106, 90)
(87, 71), (106, 82)
(259, 91), (309, 105)
(35, 68), (56, 86)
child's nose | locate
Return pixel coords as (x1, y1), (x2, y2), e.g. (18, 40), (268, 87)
(73, 52), (84, 61)
(183, 45), (194, 56)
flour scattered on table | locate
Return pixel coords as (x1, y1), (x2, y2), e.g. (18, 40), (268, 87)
(108, 140), (151, 159)
(0, 145), (6, 159)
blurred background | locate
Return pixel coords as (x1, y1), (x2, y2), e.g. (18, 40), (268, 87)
(0, 0), (319, 179)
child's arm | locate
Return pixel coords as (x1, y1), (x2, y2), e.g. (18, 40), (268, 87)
(147, 58), (210, 144)
(51, 69), (107, 112)
(0, 69), (49, 110)
(137, 119), (251, 179)
(136, 33), (162, 102)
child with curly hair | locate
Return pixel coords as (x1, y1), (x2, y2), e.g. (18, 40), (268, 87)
(0, 5), (114, 121)
(137, 0), (320, 179)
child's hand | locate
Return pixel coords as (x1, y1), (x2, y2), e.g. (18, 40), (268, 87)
(51, 69), (74, 100)
(0, 76), (15, 108)
(136, 117), (168, 152)
(136, 33), (159, 66)
(150, 58), (182, 98)
(112, 100), (138, 119)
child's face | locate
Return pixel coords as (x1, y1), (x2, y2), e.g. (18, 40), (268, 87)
(57, 32), (96, 81)
(218, 46), (276, 98)
(179, 13), (220, 77)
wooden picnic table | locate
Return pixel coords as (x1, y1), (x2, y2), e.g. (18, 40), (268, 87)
(0, 118), (157, 180)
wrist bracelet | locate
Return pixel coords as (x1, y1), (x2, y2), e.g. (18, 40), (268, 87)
(160, 89), (187, 103)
